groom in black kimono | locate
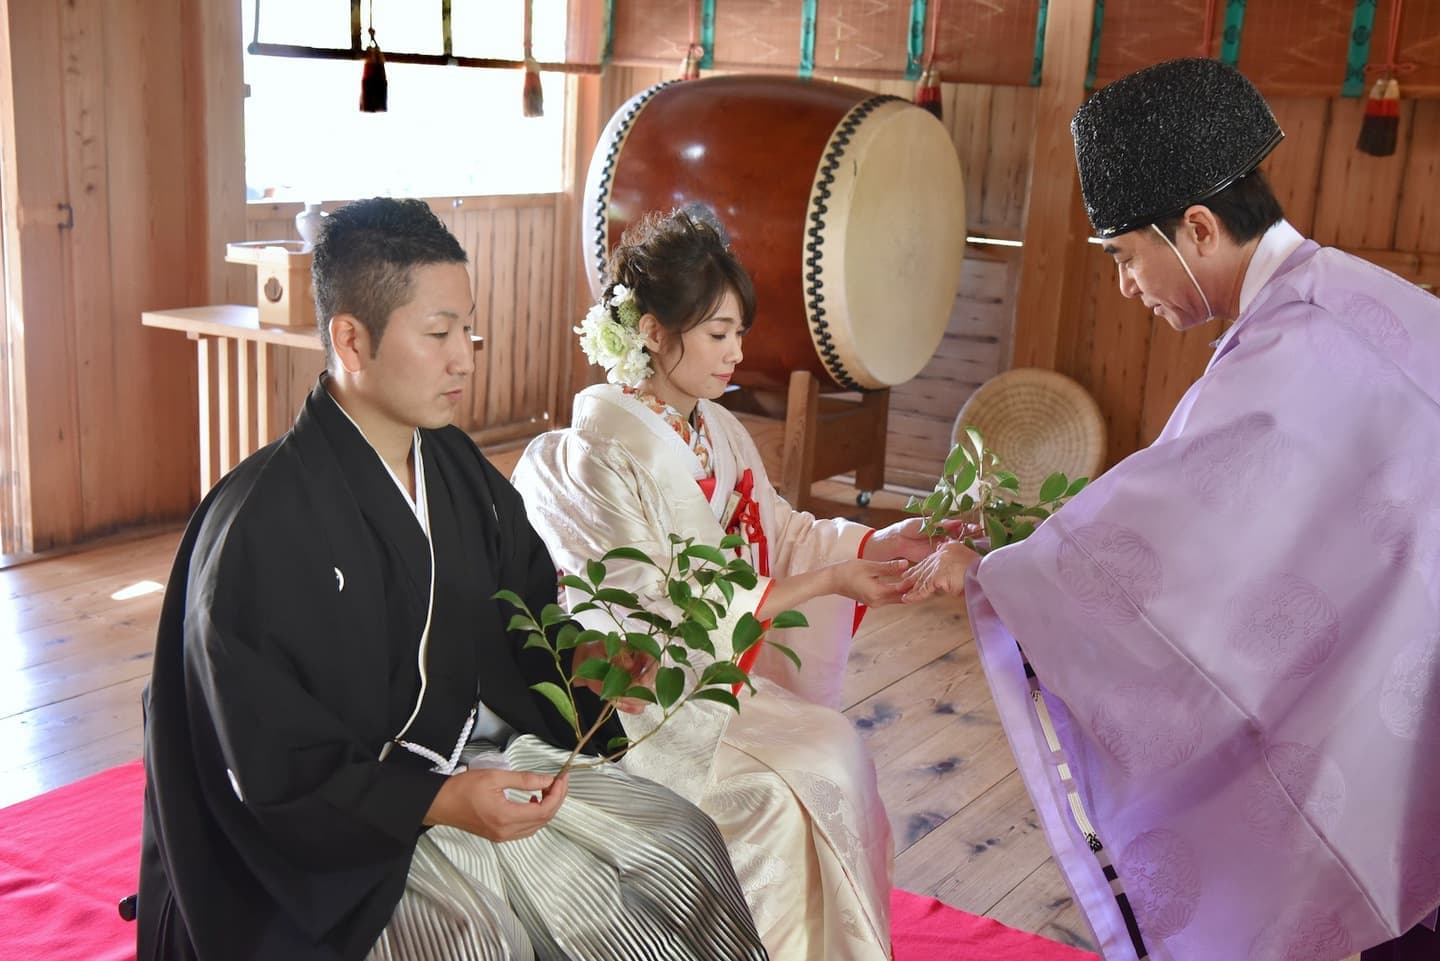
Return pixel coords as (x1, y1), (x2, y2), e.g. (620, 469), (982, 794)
(137, 198), (765, 961)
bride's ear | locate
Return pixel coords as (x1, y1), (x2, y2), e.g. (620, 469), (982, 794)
(639, 313), (666, 353)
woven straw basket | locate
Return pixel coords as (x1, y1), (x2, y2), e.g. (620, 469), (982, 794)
(952, 368), (1106, 504)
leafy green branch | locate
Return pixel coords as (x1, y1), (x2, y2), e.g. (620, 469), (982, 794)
(495, 532), (807, 777)
(906, 426), (1089, 554)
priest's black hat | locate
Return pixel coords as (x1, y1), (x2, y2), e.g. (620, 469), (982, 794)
(1072, 58), (1284, 238)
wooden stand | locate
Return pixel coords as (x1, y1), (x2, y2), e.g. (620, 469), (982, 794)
(724, 370), (889, 514)
(142, 306), (481, 493)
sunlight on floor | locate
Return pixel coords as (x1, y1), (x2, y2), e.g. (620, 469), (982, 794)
(110, 580), (163, 602)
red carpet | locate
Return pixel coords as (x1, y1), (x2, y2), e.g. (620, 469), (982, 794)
(0, 760), (1095, 960)
(0, 761), (144, 961)
(889, 888), (1096, 959)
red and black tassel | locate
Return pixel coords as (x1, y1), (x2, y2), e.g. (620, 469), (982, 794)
(360, 27), (387, 112)
(521, 0), (543, 117)
(915, 66), (942, 119)
(1357, 76), (1401, 157)
(680, 43), (703, 81)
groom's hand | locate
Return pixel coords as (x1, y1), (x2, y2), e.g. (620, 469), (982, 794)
(571, 641), (657, 714)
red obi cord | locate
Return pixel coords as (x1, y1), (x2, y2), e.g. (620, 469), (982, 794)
(699, 469), (770, 693)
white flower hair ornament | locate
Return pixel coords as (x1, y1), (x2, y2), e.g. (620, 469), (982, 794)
(574, 283), (653, 387)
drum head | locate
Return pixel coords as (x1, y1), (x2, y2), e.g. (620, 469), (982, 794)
(805, 100), (966, 389)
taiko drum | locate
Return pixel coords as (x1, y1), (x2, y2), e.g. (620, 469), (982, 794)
(582, 75), (966, 392)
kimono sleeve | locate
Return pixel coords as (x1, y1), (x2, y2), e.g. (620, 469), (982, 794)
(184, 510), (444, 936)
(514, 432), (770, 664)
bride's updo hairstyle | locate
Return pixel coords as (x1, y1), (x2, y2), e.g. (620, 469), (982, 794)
(606, 206), (757, 345)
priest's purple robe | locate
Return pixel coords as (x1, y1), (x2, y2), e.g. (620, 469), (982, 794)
(968, 240), (1440, 961)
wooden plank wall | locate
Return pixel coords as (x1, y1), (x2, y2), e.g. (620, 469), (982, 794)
(1070, 97), (1440, 467)
(584, 68), (1035, 489)
(0, 0), (206, 552)
(243, 196), (567, 446)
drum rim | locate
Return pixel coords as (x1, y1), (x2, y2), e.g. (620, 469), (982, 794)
(801, 94), (905, 392)
(586, 80), (676, 293)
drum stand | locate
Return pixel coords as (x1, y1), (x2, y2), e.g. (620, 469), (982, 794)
(723, 370), (890, 513)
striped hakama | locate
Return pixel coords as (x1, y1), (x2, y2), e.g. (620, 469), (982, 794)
(367, 736), (768, 961)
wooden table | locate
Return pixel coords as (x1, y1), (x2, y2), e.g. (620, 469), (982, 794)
(142, 306), (481, 491)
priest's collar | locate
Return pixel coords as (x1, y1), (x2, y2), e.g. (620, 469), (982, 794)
(1236, 220), (1305, 320)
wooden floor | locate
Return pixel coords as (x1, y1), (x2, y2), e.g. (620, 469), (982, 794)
(0, 457), (1097, 954)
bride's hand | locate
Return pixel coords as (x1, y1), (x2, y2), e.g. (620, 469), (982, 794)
(863, 517), (936, 564)
(829, 558), (910, 608)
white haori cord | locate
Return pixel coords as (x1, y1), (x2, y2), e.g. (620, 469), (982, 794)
(393, 704), (479, 775)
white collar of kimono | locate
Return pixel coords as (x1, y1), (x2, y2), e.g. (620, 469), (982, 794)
(586, 385), (736, 521)
(324, 391), (480, 770)
(327, 393), (430, 535)
(1206, 219), (1305, 371)
(608, 385), (712, 481)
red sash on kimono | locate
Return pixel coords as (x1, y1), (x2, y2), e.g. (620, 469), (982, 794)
(699, 469), (872, 693)
(698, 469), (770, 693)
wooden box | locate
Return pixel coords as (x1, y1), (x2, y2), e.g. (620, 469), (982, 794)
(225, 241), (316, 329)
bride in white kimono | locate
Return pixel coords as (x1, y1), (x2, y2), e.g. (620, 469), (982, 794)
(512, 209), (936, 961)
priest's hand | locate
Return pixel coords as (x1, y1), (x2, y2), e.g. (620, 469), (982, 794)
(900, 541), (979, 602)
(424, 768), (569, 842)
(862, 517), (938, 565)
(571, 641), (656, 715)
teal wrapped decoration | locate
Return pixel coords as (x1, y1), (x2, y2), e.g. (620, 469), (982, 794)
(700, 0), (715, 70)
(1219, 0), (1246, 67)
(1343, 0), (1378, 97)
(906, 0), (928, 81)
(799, 0), (817, 78)
(1084, 0), (1105, 90)
(1030, 0), (1049, 86)
(600, 0), (615, 67)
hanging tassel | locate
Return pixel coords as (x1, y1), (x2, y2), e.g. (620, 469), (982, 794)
(680, 43), (703, 80)
(1357, 75), (1400, 156)
(913, 0), (943, 119)
(520, 0), (543, 117)
(1356, 0), (1406, 157)
(915, 66), (942, 119)
(680, 0), (703, 80)
(522, 59), (544, 117)
(360, 27), (387, 112)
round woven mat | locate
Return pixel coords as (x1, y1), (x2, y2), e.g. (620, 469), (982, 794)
(953, 368), (1106, 504)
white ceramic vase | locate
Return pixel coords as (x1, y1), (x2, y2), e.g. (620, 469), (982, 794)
(295, 203), (325, 252)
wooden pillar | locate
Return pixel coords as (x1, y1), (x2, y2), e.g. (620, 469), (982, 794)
(559, 70), (604, 426)
(1012, 0), (1098, 373)
(183, 0), (246, 309)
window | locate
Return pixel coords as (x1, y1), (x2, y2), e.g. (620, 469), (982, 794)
(242, 0), (568, 202)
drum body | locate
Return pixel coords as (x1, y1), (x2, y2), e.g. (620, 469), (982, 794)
(582, 75), (966, 392)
